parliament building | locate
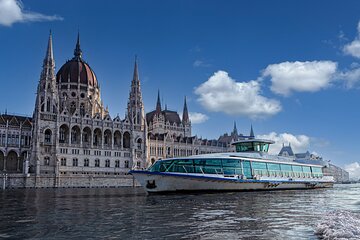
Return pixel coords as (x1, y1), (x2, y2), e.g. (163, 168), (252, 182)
(0, 33), (242, 188)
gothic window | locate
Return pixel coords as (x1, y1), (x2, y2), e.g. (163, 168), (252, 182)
(44, 129), (52, 144)
(82, 127), (91, 144)
(104, 130), (112, 146)
(61, 158), (66, 166)
(59, 125), (69, 144)
(80, 103), (85, 116)
(84, 158), (89, 167)
(136, 161), (141, 168)
(93, 129), (102, 146)
(44, 157), (50, 166)
(115, 160), (120, 168)
(70, 101), (76, 115)
(46, 98), (51, 112)
(114, 131), (121, 148)
(105, 159), (110, 168)
(73, 158), (78, 167)
(71, 126), (80, 144)
(95, 159), (100, 167)
(123, 132), (130, 148)
(41, 104), (45, 112)
(124, 160), (129, 168)
(137, 138), (142, 150)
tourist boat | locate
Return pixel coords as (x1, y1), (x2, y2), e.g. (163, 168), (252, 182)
(129, 138), (334, 193)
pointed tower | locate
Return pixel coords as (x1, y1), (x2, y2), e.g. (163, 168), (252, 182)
(127, 56), (145, 127)
(249, 125), (255, 139)
(231, 121), (238, 140)
(73, 31), (82, 60)
(156, 90), (161, 114)
(31, 32), (59, 181)
(182, 96), (189, 124)
(181, 96), (192, 137)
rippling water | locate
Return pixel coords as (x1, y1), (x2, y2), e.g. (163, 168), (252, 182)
(0, 184), (359, 239)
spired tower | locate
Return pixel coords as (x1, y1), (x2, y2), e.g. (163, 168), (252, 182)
(127, 57), (146, 167)
(182, 96), (191, 137)
(31, 31), (59, 177)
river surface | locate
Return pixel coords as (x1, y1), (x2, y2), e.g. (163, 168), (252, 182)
(0, 184), (360, 239)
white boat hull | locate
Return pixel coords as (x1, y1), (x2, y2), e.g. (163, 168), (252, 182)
(130, 171), (334, 193)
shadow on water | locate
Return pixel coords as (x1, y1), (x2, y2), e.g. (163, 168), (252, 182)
(0, 184), (359, 239)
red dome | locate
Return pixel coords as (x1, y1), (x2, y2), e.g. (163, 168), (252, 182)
(56, 59), (98, 88)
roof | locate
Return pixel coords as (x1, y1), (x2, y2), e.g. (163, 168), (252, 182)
(0, 114), (32, 127)
(279, 145), (294, 156)
(146, 109), (182, 125)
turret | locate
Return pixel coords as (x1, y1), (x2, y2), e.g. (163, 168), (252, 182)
(182, 96), (189, 124)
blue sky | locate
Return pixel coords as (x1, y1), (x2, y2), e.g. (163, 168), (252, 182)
(1, 0), (360, 177)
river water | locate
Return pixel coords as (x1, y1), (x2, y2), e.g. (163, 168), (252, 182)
(0, 184), (360, 240)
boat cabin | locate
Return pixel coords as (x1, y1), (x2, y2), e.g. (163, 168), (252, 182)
(232, 139), (275, 153)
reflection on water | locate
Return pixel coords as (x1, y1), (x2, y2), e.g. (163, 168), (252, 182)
(0, 184), (359, 239)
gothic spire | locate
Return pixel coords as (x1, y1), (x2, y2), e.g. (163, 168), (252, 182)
(132, 55), (139, 85)
(232, 121), (238, 136)
(73, 31), (82, 59)
(249, 125), (255, 139)
(182, 96), (189, 123)
(44, 30), (54, 65)
(156, 90), (162, 113)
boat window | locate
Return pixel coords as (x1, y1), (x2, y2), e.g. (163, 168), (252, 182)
(267, 163), (280, 171)
(311, 167), (323, 173)
(292, 165), (303, 172)
(236, 142), (254, 152)
(280, 164), (292, 171)
(168, 159), (194, 173)
(242, 161), (252, 178)
(222, 159), (242, 175)
(252, 162), (267, 170)
(302, 166), (311, 173)
(148, 160), (173, 172)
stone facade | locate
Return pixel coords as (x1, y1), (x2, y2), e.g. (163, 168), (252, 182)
(0, 33), (248, 188)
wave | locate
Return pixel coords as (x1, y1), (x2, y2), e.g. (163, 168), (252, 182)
(315, 210), (360, 240)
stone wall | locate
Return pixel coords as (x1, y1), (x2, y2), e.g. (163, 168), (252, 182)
(0, 174), (139, 189)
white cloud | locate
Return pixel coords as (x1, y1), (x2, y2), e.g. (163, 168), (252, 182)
(193, 60), (211, 67)
(188, 112), (209, 124)
(262, 61), (338, 96)
(343, 21), (360, 58)
(339, 67), (360, 88)
(194, 71), (281, 118)
(344, 162), (360, 180)
(257, 132), (311, 155)
(0, 0), (63, 26)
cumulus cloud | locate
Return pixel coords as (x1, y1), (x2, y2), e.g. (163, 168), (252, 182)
(194, 71), (282, 118)
(344, 162), (360, 180)
(339, 67), (360, 88)
(0, 0), (63, 26)
(262, 61), (338, 96)
(257, 132), (311, 155)
(193, 60), (211, 67)
(343, 21), (360, 58)
(188, 112), (209, 124)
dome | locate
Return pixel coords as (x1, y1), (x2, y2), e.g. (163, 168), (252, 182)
(56, 34), (98, 88)
(56, 58), (98, 88)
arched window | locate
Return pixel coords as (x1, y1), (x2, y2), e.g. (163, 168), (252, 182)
(114, 131), (121, 148)
(70, 101), (76, 115)
(44, 157), (50, 166)
(59, 125), (69, 144)
(44, 129), (52, 144)
(93, 129), (102, 146)
(84, 158), (89, 167)
(82, 127), (91, 146)
(123, 132), (130, 148)
(71, 126), (80, 144)
(80, 103), (85, 116)
(72, 158), (78, 167)
(95, 159), (100, 167)
(61, 158), (66, 166)
(137, 138), (142, 150)
(124, 160), (129, 168)
(46, 98), (51, 112)
(104, 129), (112, 146)
(105, 159), (110, 167)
